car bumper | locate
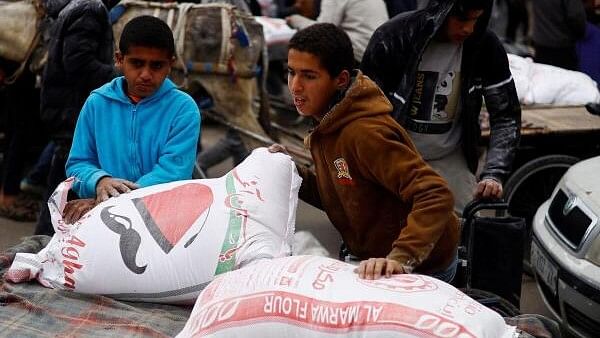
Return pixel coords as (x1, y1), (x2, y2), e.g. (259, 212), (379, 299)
(532, 201), (600, 338)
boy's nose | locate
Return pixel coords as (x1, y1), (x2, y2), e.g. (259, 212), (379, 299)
(139, 67), (152, 80)
(463, 23), (475, 35)
(289, 77), (302, 94)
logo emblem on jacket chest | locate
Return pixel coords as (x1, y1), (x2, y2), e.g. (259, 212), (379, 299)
(334, 158), (354, 186)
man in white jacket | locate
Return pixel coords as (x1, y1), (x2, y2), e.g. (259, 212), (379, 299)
(286, 0), (389, 62)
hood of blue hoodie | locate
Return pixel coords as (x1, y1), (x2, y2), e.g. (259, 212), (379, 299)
(92, 76), (178, 105)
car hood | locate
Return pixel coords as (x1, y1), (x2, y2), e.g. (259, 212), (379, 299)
(562, 156), (600, 216)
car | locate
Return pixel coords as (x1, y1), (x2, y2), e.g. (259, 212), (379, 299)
(531, 155), (600, 337)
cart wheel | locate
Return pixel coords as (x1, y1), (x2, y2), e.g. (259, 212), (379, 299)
(192, 159), (208, 179)
(461, 288), (520, 317)
(502, 154), (579, 274)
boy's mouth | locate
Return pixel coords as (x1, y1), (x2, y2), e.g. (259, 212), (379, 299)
(136, 83), (153, 91)
(293, 96), (306, 108)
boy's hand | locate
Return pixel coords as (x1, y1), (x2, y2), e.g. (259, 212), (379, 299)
(63, 198), (96, 224)
(355, 258), (405, 280)
(268, 143), (289, 155)
(475, 178), (503, 199)
(294, 0), (315, 18)
(96, 177), (139, 203)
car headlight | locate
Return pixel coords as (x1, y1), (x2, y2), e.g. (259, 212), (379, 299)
(585, 236), (600, 267)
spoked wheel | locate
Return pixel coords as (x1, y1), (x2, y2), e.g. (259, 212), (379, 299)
(461, 288), (520, 317)
(501, 154), (580, 274)
(193, 153), (208, 179)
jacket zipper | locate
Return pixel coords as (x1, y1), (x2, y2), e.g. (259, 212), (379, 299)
(131, 104), (139, 178)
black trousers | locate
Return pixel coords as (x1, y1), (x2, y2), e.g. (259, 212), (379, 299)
(534, 44), (579, 71)
(34, 141), (69, 236)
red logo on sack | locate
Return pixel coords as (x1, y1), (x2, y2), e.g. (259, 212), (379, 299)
(358, 274), (438, 293)
(133, 183), (214, 253)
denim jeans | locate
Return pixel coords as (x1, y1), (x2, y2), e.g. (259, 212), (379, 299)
(429, 254), (458, 284)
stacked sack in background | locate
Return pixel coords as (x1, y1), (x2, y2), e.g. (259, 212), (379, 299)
(177, 255), (518, 338)
(7, 148), (301, 304)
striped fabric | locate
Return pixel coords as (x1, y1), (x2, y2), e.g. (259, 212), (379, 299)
(0, 236), (191, 337)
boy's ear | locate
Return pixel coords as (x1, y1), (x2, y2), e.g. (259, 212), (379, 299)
(336, 69), (350, 90)
(114, 51), (123, 70)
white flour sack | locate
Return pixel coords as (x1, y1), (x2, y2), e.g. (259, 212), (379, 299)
(177, 256), (517, 338)
(6, 148), (301, 304)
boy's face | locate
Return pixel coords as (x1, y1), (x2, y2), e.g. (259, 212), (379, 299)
(115, 46), (174, 98)
(441, 9), (484, 43)
(287, 48), (349, 119)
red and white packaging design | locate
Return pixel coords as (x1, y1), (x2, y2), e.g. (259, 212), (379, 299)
(6, 148), (301, 304)
(177, 256), (518, 338)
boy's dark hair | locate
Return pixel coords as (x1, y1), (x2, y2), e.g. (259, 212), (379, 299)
(119, 16), (175, 57)
(288, 23), (354, 77)
(451, 0), (492, 18)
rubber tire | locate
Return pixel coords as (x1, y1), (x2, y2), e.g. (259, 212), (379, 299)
(502, 154), (580, 274)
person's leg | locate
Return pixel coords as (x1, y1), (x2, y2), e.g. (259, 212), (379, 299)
(34, 142), (68, 236)
(23, 141), (55, 189)
(427, 148), (477, 215)
(534, 45), (579, 70)
(506, 0), (519, 42)
(0, 75), (40, 221)
(196, 135), (235, 173)
(0, 112), (26, 199)
(428, 254), (458, 283)
(196, 128), (248, 172)
(227, 129), (249, 166)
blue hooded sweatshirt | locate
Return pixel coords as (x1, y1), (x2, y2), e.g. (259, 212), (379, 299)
(66, 76), (201, 198)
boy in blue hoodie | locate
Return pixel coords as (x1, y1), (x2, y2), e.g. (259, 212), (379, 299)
(63, 16), (200, 223)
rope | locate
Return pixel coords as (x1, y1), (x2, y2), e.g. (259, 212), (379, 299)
(3, 0), (45, 86)
(172, 3), (193, 88)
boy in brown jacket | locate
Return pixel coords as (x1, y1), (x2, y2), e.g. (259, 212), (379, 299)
(270, 23), (459, 282)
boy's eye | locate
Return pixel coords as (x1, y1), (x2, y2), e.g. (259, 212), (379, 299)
(131, 60), (144, 67)
(150, 62), (165, 70)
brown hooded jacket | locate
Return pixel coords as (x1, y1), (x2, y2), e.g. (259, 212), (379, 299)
(299, 71), (460, 274)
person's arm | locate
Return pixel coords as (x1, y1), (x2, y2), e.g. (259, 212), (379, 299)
(62, 9), (115, 90)
(360, 29), (396, 100)
(296, 163), (322, 209)
(286, 14), (315, 29)
(277, 0), (300, 18)
(268, 144), (322, 209)
(480, 33), (521, 187)
(66, 97), (112, 199)
(315, 0), (346, 25)
(350, 123), (457, 273)
(565, 0), (587, 39)
(287, 0), (346, 29)
(135, 100), (200, 187)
